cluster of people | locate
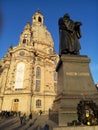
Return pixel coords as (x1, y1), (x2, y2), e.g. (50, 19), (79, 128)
(0, 110), (47, 126)
(0, 110), (20, 118)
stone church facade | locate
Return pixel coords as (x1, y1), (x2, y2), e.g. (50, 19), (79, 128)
(0, 11), (59, 115)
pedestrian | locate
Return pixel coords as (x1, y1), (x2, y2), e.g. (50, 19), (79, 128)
(39, 110), (42, 116)
(43, 124), (49, 130)
(20, 113), (23, 125)
(29, 112), (32, 119)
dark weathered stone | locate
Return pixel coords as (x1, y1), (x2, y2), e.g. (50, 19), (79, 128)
(50, 55), (98, 126)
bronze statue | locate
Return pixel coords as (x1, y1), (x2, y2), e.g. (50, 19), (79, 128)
(59, 13), (82, 55)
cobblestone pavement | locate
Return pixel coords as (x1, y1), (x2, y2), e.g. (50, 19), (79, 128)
(0, 114), (57, 130)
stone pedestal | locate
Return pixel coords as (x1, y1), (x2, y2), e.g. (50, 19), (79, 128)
(53, 125), (98, 130)
(50, 55), (98, 126)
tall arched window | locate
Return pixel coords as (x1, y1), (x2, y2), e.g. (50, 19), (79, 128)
(38, 16), (42, 23)
(35, 67), (41, 92)
(36, 67), (41, 79)
(15, 62), (25, 89)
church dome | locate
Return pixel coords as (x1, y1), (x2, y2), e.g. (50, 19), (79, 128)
(31, 11), (54, 47)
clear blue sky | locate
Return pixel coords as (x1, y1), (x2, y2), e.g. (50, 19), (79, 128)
(0, 0), (98, 83)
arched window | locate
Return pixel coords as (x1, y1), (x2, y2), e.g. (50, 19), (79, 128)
(23, 39), (26, 43)
(36, 80), (40, 92)
(36, 67), (41, 79)
(38, 16), (42, 22)
(36, 99), (41, 107)
(35, 67), (41, 92)
(15, 62), (25, 89)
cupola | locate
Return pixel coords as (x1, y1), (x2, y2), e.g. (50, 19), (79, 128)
(32, 10), (44, 25)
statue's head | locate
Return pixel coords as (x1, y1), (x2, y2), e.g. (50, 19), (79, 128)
(63, 13), (70, 19)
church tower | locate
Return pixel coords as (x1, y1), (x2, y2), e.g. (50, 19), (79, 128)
(0, 11), (59, 115)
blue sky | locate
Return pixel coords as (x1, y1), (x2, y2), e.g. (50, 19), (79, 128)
(0, 0), (98, 83)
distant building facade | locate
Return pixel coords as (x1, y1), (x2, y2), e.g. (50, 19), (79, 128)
(0, 11), (59, 115)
